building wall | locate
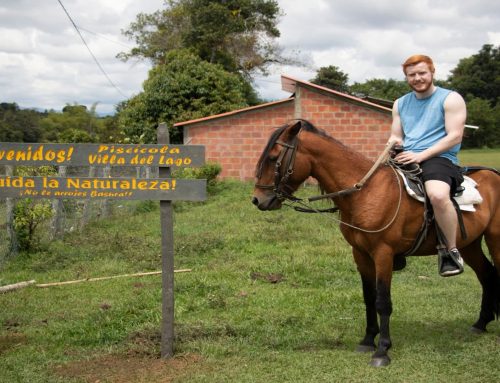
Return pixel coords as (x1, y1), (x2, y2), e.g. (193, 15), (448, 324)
(182, 85), (392, 181)
(296, 87), (392, 159)
(184, 100), (294, 180)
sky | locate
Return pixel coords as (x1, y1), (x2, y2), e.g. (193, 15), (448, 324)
(0, 0), (499, 115)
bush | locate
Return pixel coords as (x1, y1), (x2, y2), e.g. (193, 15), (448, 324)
(172, 162), (222, 193)
(13, 198), (52, 252)
(12, 166), (56, 252)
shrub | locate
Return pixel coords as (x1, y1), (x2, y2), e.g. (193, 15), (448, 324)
(172, 162), (222, 192)
(12, 166), (56, 252)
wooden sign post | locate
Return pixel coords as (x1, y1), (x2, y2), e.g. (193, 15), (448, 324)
(157, 123), (175, 358)
(0, 124), (206, 358)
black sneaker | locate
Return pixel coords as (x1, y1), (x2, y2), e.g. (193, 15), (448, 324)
(439, 248), (464, 277)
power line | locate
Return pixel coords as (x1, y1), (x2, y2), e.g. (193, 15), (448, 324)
(56, 0), (129, 99)
(76, 25), (133, 49)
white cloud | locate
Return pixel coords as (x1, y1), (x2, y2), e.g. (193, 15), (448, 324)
(0, 0), (498, 114)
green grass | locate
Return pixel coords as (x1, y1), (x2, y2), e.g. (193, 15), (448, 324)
(1, 150), (500, 382)
(458, 147), (500, 168)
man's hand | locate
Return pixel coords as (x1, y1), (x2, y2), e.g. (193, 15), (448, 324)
(395, 151), (425, 164)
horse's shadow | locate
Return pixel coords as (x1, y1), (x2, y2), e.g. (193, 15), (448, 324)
(377, 317), (499, 352)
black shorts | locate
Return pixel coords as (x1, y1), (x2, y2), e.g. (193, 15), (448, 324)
(420, 157), (464, 194)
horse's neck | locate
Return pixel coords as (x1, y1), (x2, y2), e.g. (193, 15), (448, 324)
(305, 133), (373, 192)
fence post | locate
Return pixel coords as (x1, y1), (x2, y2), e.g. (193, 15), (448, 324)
(51, 166), (66, 239)
(5, 165), (18, 255)
(157, 123), (175, 358)
(80, 166), (96, 229)
(100, 165), (111, 218)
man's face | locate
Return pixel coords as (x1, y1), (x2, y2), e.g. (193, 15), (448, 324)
(405, 62), (434, 94)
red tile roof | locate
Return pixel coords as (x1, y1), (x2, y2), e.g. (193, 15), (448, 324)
(173, 98), (293, 127)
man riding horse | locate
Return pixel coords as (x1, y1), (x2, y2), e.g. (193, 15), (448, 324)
(389, 54), (467, 277)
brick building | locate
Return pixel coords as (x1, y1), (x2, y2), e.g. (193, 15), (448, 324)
(174, 75), (393, 180)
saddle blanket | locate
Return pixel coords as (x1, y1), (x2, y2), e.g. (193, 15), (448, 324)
(397, 171), (483, 212)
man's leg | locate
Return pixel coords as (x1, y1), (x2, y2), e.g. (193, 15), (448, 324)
(425, 180), (464, 276)
(425, 180), (458, 248)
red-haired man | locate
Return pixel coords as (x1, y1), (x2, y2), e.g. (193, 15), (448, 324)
(389, 54), (467, 276)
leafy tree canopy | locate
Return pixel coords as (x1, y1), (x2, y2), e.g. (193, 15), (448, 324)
(349, 78), (410, 101)
(39, 103), (122, 143)
(448, 44), (499, 106)
(310, 65), (350, 93)
(118, 0), (287, 77)
(117, 49), (251, 143)
(0, 103), (44, 143)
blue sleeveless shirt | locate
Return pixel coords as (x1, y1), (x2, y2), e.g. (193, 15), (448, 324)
(397, 87), (460, 164)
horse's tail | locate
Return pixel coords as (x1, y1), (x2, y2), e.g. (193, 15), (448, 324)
(495, 268), (500, 320)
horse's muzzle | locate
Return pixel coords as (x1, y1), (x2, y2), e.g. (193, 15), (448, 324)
(251, 195), (282, 211)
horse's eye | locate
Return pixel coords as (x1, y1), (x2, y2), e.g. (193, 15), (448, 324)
(268, 155), (278, 162)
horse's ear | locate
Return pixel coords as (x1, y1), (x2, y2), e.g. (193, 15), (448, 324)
(289, 120), (302, 137)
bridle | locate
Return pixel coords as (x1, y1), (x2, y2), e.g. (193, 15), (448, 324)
(254, 131), (301, 202)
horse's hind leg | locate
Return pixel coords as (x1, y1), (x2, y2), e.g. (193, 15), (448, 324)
(461, 238), (498, 332)
(484, 219), (500, 320)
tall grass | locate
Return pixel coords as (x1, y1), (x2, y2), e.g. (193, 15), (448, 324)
(1, 151), (499, 382)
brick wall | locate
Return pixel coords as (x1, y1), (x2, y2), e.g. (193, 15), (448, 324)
(184, 100), (294, 180)
(297, 87), (392, 159)
(180, 84), (392, 181)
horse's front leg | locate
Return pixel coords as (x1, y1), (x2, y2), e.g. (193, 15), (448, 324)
(353, 249), (379, 352)
(371, 249), (394, 367)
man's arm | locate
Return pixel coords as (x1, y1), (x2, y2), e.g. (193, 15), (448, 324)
(388, 99), (403, 146)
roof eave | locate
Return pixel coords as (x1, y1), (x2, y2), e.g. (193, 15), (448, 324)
(281, 75), (392, 113)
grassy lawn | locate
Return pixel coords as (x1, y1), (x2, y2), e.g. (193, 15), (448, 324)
(458, 147), (500, 168)
(1, 149), (499, 382)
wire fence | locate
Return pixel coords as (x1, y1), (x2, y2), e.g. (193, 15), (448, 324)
(0, 164), (160, 261)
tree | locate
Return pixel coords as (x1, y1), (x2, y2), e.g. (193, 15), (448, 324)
(39, 103), (122, 143)
(462, 97), (500, 148)
(117, 49), (251, 143)
(0, 103), (43, 142)
(118, 0), (286, 78)
(448, 44), (500, 106)
(310, 65), (350, 93)
(349, 79), (410, 101)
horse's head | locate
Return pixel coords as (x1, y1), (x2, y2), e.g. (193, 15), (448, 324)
(252, 120), (312, 210)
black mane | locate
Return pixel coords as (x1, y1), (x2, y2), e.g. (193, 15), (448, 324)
(255, 119), (335, 177)
(255, 124), (287, 178)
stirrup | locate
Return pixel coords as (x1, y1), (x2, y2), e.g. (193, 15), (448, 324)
(438, 248), (464, 277)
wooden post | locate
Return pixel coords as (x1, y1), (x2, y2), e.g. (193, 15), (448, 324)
(51, 165), (66, 239)
(157, 123), (175, 358)
(100, 165), (111, 218)
(5, 165), (18, 255)
(80, 166), (96, 229)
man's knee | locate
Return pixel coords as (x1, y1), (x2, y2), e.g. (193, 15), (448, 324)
(425, 180), (452, 208)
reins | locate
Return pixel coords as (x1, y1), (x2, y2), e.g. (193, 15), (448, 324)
(307, 142), (396, 202)
(256, 135), (403, 233)
(285, 164), (404, 233)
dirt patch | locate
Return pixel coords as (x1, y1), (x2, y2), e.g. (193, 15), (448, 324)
(0, 333), (28, 355)
(53, 353), (203, 383)
(250, 272), (284, 284)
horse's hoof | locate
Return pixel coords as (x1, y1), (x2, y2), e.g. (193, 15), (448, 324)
(470, 326), (486, 334)
(356, 344), (376, 353)
(370, 356), (391, 367)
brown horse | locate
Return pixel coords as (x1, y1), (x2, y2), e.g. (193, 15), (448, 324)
(252, 119), (500, 367)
